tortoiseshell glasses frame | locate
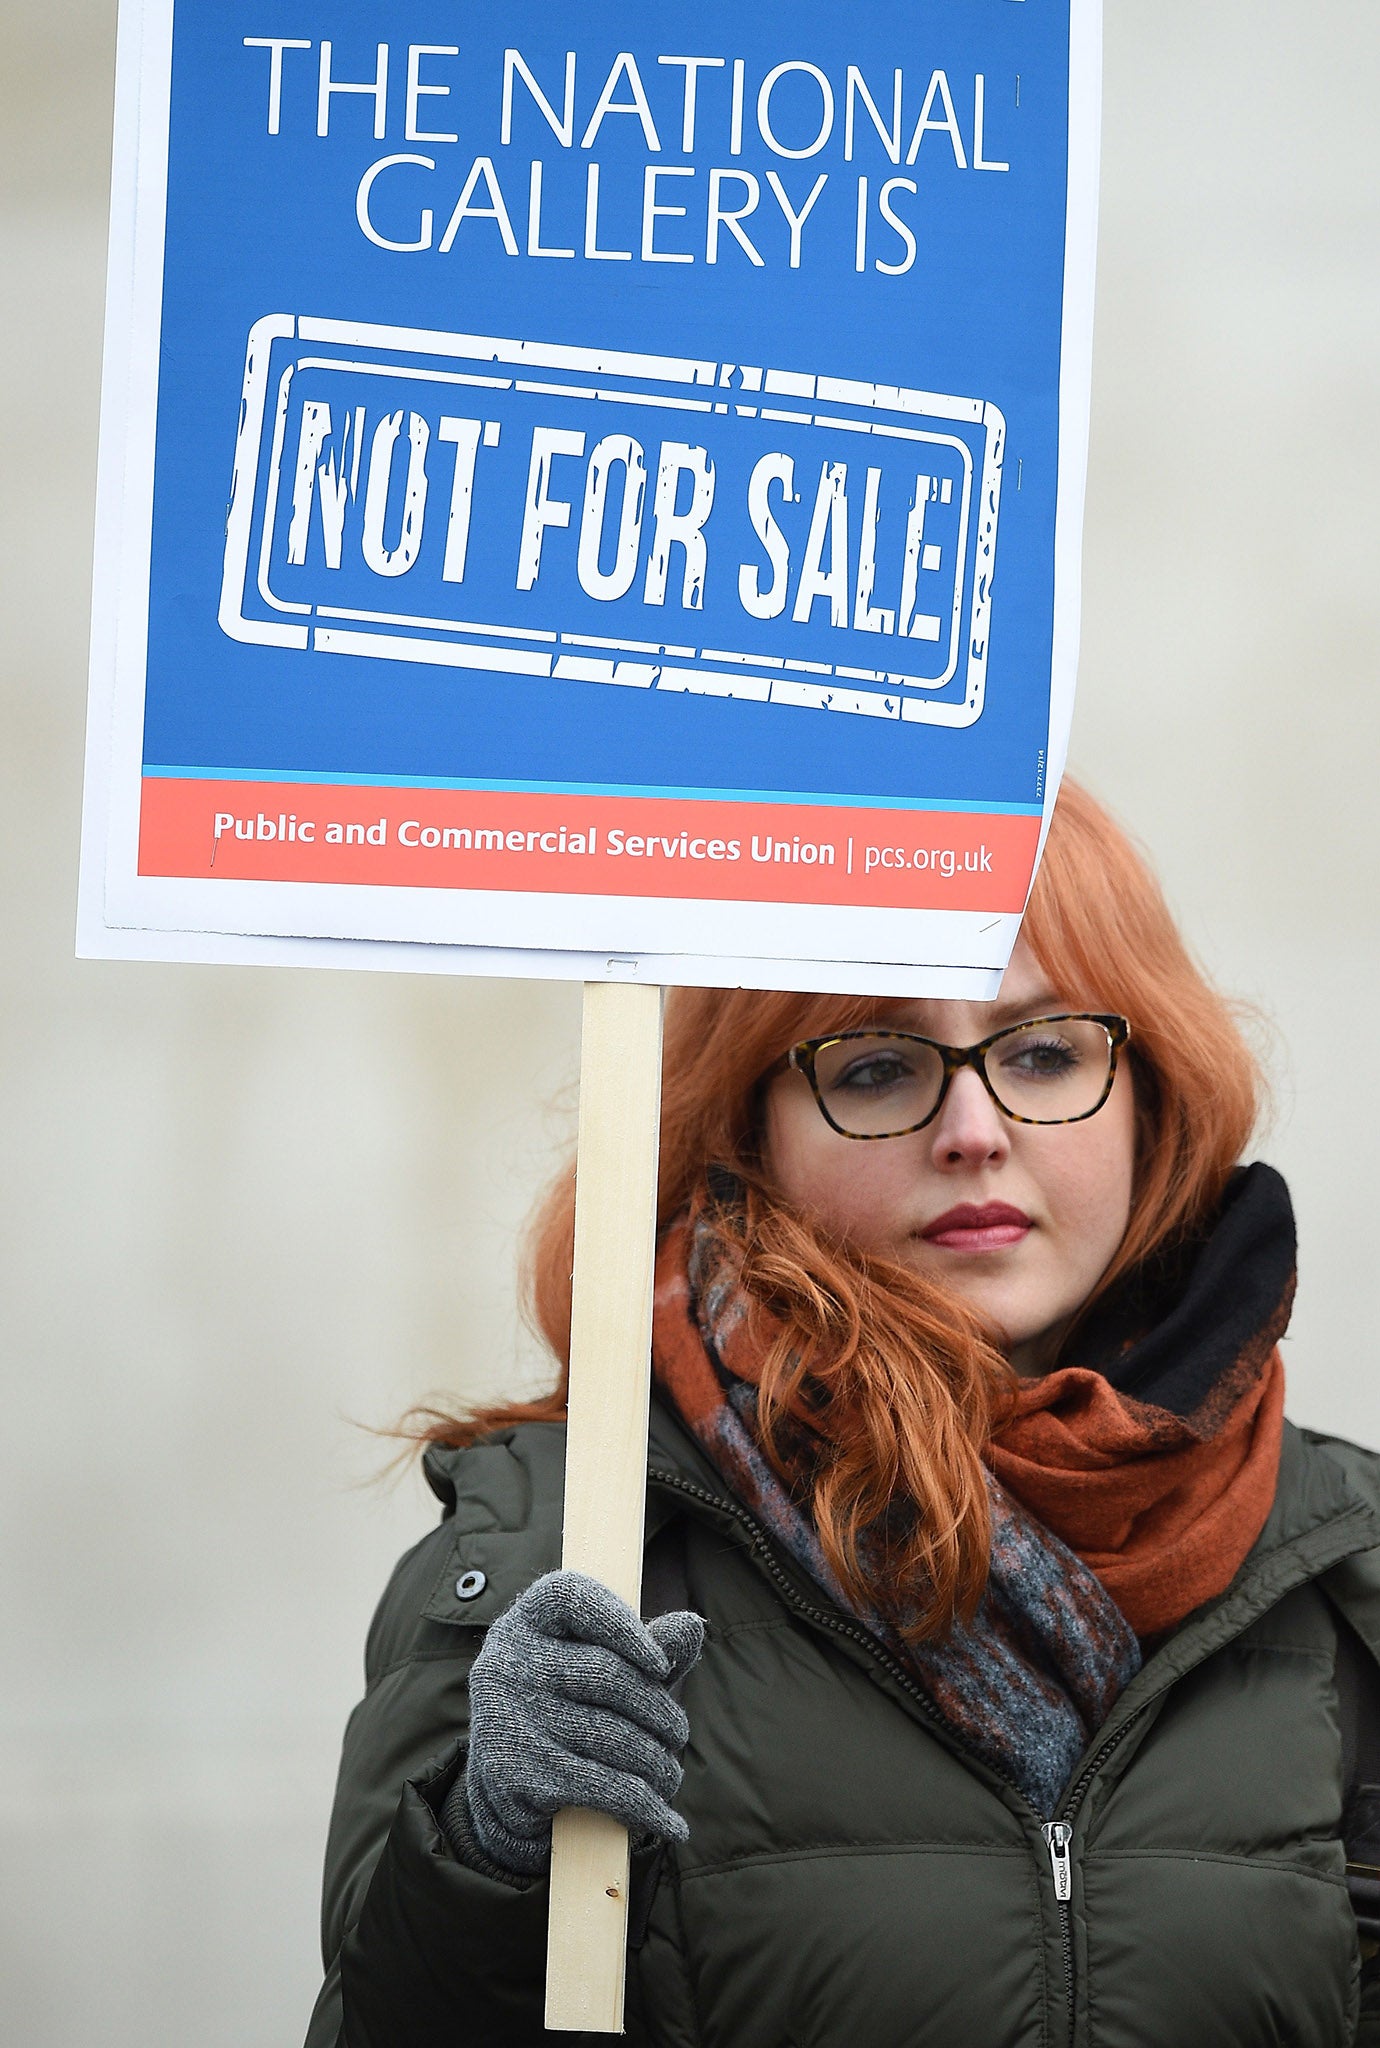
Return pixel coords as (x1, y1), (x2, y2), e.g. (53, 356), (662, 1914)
(780, 1014), (1132, 1140)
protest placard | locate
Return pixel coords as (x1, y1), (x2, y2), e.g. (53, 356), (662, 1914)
(79, 1), (1101, 2027)
(81, 0), (1099, 1000)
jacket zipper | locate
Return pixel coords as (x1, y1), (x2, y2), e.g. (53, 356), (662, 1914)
(1041, 1823), (1075, 2041)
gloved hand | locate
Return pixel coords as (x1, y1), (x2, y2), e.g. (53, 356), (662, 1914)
(450, 1568), (705, 1877)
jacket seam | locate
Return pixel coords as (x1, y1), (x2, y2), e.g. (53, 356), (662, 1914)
(364, 1641), (481, 1691)
(1224, 1640), (1335, 1661)
(709, 1616), (803, 1640)
(679, 1840), (1027, 1883)
(1088, 1847), (1347, 1886)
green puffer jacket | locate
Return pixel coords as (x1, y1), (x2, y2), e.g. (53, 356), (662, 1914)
(307, 1401), (1380, 2047)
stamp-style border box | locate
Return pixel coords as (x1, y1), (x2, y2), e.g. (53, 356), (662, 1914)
(221, 315), (1004, 730)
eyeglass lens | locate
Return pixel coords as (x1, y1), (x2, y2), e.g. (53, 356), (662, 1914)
(810, 1018), (1115, 1135)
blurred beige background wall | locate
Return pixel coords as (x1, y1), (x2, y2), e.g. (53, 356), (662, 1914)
(2, 3), (1377, 2041)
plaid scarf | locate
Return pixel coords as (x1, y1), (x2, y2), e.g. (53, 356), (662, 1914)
(651, 1166), (1291, 1815)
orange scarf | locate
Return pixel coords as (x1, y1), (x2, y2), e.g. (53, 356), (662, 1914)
(987, 1348), (1285, 1636)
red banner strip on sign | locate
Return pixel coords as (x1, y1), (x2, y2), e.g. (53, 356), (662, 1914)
(138, 779), (1040, 914)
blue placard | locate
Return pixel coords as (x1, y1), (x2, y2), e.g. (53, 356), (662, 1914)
(82, 0), (1099, 991)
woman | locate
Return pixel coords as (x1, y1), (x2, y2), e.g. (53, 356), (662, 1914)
(307, 781), (1380, 2047)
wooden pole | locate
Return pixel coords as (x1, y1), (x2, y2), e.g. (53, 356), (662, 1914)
(545, 978), (665, 2034)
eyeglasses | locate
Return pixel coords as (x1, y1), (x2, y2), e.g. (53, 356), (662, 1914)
(783, 1014), (1131, 1140)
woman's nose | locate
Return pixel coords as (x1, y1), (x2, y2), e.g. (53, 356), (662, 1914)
(927, 1065), (1012, 1169)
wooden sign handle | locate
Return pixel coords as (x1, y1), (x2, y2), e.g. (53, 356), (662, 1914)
(545, 978), (665, 2034)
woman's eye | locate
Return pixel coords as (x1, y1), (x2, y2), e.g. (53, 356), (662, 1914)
(836, 1055), (913, 1093)
(999, 1034), (1080, 1078)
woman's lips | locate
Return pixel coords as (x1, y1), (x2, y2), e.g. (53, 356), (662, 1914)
(919, 1202), (1032, 1252)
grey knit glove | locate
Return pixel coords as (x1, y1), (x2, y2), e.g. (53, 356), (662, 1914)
(451, 1568), (704, 1877)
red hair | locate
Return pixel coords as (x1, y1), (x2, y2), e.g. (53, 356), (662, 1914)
(409, 779), (1262, 1637)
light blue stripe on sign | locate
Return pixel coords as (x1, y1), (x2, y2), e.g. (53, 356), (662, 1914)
(141, 766), (1042, 818)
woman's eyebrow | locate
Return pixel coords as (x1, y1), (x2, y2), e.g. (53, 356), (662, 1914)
(985, 990), (1064, 1024)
